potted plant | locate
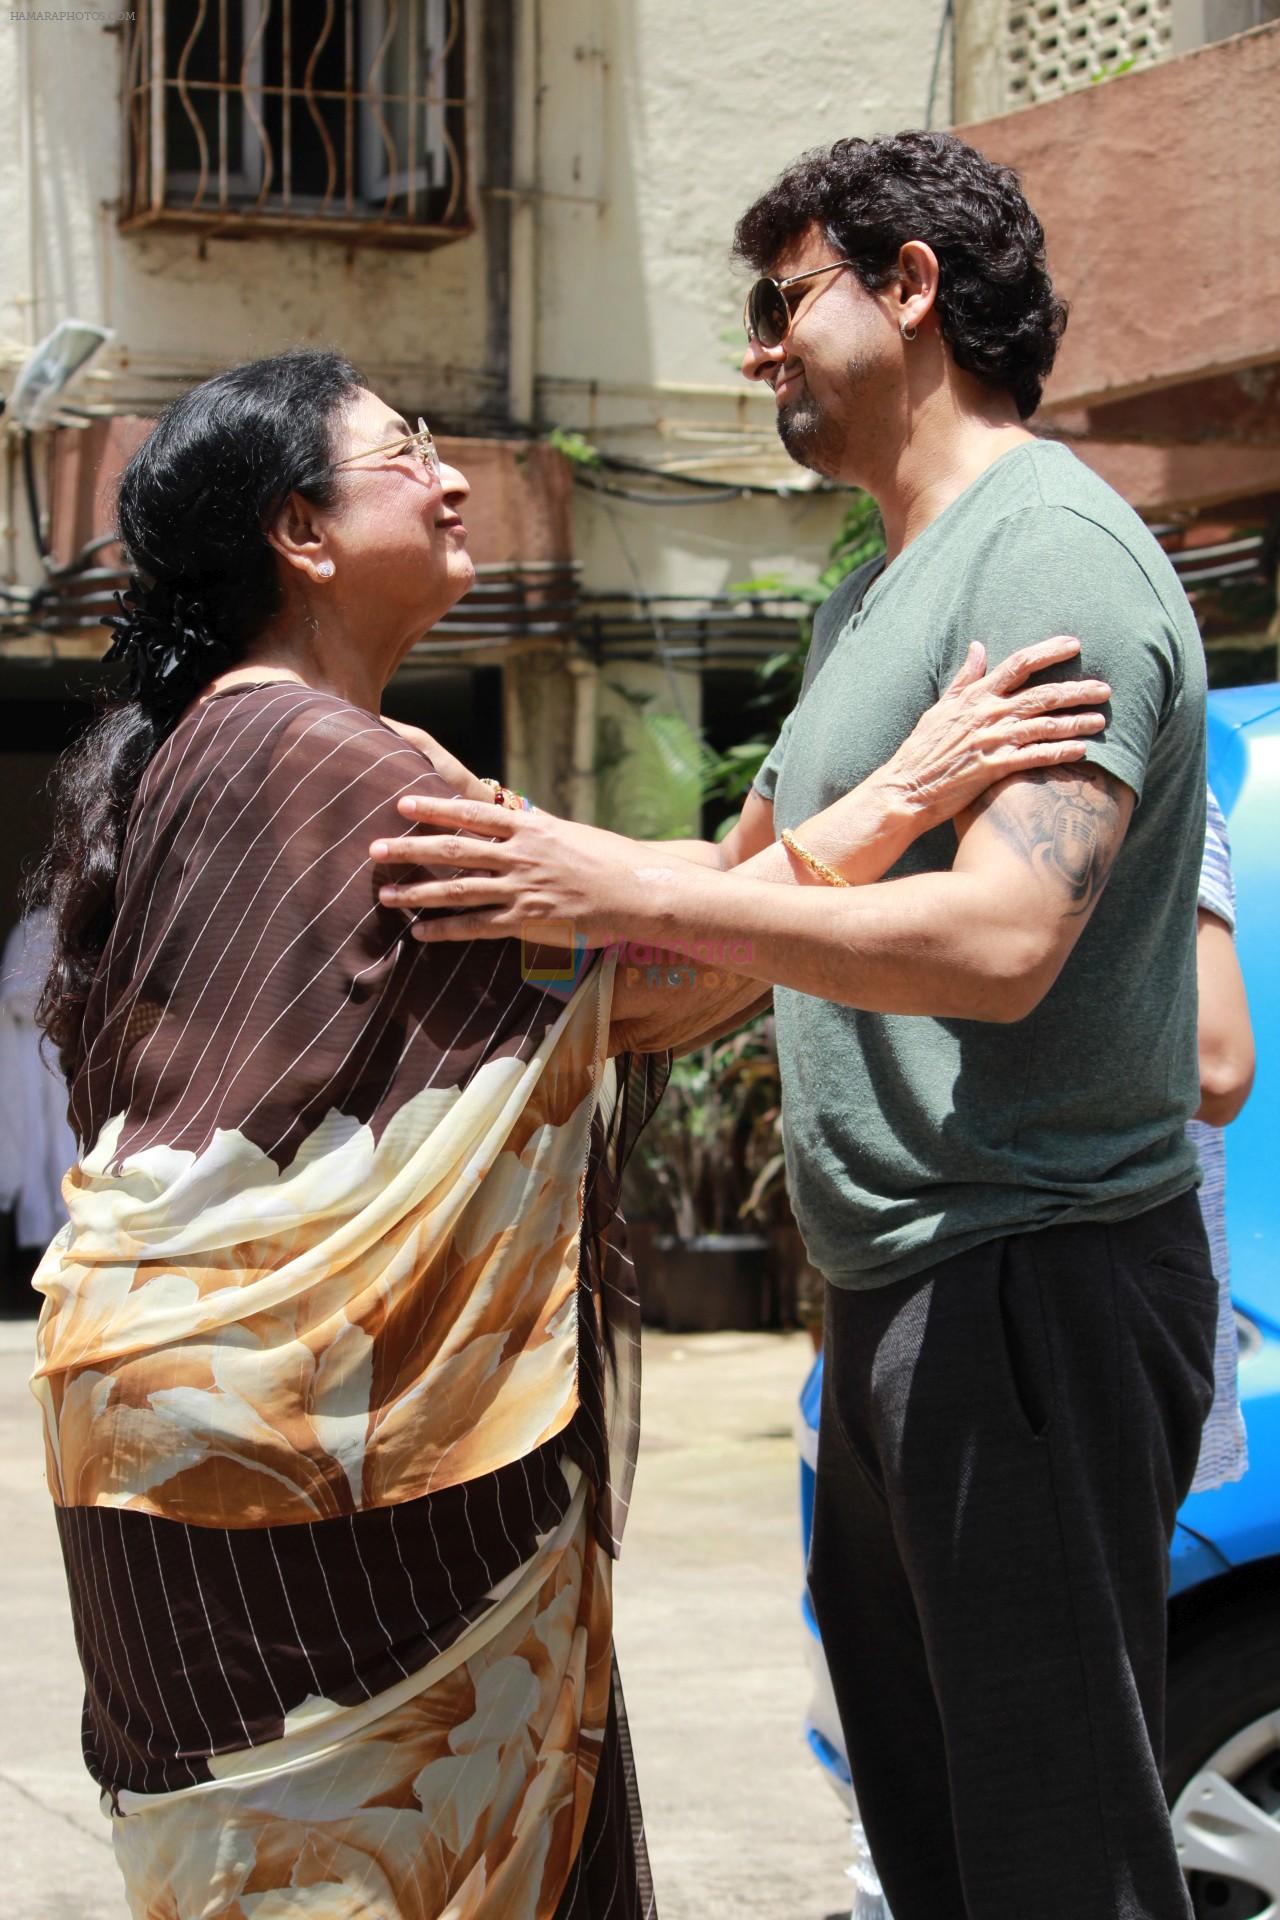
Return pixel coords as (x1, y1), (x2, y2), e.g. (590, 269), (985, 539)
(625, 1011), (784, 1332)
(614, 498), (887, 1332)
(736, 1093), (828, 1351)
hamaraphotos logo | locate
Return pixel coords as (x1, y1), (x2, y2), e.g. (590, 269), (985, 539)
(519, 925), (594, 997)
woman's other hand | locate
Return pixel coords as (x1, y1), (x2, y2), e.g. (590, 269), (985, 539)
(879, 636), (1110, 831)
(381, 716), (493, 805)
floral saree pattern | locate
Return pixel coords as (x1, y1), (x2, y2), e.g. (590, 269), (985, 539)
(32, 684), (665, 1919)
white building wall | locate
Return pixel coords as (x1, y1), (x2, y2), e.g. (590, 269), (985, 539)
(0, 15), (496, 416)
(530, 0), (945, 826)
(0, 0), (945, 824)
(534, 0), (947, 599)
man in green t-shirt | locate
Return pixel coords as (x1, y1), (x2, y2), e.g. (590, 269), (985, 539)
(730, 136), (1211, 1920)
(375, 132), (1213, 1920)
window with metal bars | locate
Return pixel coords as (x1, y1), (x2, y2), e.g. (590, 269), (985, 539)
(121, 0), (472, 247)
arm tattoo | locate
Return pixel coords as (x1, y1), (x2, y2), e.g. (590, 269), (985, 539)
(970, 767), (1127, 916)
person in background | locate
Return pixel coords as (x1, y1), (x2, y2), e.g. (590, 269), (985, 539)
(0, 909), (76, 1274)
(1189, 784), (1255, 1493)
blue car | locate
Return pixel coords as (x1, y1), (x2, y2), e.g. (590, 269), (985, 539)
(797, 683), (1280, 1920)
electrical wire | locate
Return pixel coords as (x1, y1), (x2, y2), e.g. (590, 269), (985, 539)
(925, 0), (956, 128)
(22, 431), (51, 566)
(580, 449), (835, 505)
(574, 473), (752, 508)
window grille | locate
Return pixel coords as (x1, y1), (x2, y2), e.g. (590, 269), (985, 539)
(121, 0), (472, 247)
(1002, 0), (1172, 105)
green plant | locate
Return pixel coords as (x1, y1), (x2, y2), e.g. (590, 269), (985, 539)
(702, 489), (887, 806)
(1090, 54), (1137, 82)
(596, 684), (717, 840)
(544, 426), (602, 468)
(645, 493), (888, 1208)
(635, 1012), (783, 1239)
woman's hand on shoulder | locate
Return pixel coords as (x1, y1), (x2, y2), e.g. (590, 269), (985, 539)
(878, 635), (1112, 832)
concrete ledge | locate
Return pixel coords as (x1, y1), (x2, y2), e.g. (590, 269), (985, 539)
(1061, 436), (1280, 516)
(956, 22), (1280, 413)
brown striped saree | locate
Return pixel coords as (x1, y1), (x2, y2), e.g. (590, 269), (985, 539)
(32, 682), (666, 1920)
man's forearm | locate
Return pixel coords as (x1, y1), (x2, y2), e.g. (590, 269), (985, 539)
(612, 861), (1052, 1022)
(605, 783), (915, 1049)
(738, 779), (922, 889)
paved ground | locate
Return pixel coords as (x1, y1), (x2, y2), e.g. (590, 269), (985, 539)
(2, 1319), (852, 1919)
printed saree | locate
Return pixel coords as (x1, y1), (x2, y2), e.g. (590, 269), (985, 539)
(32, 682), (667, 1920)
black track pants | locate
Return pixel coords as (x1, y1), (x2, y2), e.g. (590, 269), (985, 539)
(809, 1192), (1217, 1920)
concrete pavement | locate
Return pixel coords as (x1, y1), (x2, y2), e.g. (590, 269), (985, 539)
(0, 1320), (122, 1920)
(616, 1328), (853, 1919)
(1, 1319), (852, 1919)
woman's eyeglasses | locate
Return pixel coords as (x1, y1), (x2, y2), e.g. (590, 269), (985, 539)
(335, 418), (442, 477)
(742, 261), (854, 349)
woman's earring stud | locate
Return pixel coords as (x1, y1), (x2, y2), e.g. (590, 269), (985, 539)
(317, 561), (335, 579)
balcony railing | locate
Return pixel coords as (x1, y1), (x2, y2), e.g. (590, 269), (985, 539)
(121, 0), (472, 248)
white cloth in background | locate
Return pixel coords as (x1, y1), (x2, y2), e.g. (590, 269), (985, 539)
(0, 909), (75, 1249)
(1188, 786), (1248, 1494)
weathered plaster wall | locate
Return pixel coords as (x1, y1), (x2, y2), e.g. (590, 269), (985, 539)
(0, 15), (497, 420)
(537, 0), (943, 398)
(0, 1), (944, 824)
(1, 1), (943, 453)
(532, 0), (947, 599)
(957, 22), (1280, 412)
(528, 0), (945, 823)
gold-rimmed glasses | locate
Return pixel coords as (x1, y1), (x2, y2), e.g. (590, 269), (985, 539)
(334, 417), (442, 478)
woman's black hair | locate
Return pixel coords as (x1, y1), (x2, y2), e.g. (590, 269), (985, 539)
(34, 347), (365, 1082)
(733, 130), (1067, 420)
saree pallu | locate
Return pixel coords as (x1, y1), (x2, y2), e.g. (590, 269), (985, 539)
(32, 683), (667, 1919)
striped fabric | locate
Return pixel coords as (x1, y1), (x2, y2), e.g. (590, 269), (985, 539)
(32, 683), (665, 1919)
(1189, 784), (1248, 1494)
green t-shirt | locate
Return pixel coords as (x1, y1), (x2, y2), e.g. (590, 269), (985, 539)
(754, 440), (1206, 1288)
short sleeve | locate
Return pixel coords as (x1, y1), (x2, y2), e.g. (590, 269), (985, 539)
(940, 505), (1185, 805)
(753, 707), (793, 803)
(1199, 786), (1236, 930)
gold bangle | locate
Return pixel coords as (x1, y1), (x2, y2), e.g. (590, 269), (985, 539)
(780, 828), (850, 888)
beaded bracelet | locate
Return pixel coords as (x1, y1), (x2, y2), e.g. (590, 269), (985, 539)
(484, 778), (535, 813)
(780, 828), (849, 888)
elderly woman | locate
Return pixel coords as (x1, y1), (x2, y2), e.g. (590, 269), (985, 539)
(30, 348), (1108, 1920)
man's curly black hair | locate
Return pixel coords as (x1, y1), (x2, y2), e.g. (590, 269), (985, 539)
(733, 130), (1068, 420)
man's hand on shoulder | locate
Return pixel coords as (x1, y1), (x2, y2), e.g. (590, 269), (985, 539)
(953, 764), (1135, 1018)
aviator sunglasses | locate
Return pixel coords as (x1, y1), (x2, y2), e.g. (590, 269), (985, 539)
(742, 260), (854, 348)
